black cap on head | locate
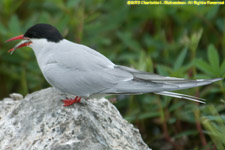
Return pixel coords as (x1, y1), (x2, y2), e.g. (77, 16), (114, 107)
(24, 23), (63, 43)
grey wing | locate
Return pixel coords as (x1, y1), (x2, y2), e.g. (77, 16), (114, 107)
(42, 43), (134, 97)
(101, 65), (221, 93)
(99, 65), (221, 103)
(42, 63), (127, 97)
(42, 61), (170, 97)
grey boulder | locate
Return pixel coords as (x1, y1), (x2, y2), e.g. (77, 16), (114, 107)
(0, 88), (151, 150)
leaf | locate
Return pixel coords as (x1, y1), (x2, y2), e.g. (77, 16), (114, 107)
(208, 44), (220, 75)
(174, 47), (188, 70)
(138, 111), (159, 120)
(195, 59), (215, 76)
(156, 65), (170, 76)
(116, 31), (142, 52)
(190, 29), (203, 52)
(220, 60), (225, 77)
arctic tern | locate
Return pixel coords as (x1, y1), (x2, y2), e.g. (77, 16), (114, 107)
(7, 24), (221, 106)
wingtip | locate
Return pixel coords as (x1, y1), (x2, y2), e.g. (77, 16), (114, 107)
(211, 78), (223, 82)
(197, 78), (222, 83)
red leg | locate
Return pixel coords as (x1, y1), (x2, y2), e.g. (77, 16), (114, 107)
(62, 96), (81, 107)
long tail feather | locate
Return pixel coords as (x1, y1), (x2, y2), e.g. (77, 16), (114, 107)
(155, 91), (206, 103)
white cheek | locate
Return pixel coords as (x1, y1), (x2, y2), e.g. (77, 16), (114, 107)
(30, 39), (48, 50)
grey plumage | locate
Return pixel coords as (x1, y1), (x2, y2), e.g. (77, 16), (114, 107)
(31, 39), (221, 103)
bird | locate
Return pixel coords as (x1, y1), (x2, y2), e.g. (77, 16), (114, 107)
(6, 23), (221, 106)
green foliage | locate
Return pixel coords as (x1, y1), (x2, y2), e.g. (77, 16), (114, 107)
(202, 104), (225, 149)
(0, 1), (224, 149)
(195, 44), (225, 78)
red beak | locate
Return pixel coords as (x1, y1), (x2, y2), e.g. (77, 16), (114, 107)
(6, 34), (32, 53)
(6, 34), (24, 42)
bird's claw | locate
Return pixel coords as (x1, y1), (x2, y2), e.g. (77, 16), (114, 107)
(62, 96), (81, 106)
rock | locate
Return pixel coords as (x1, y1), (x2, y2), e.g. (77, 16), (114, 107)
(9, 93), (23, 100)
(0, 88), (151, 150)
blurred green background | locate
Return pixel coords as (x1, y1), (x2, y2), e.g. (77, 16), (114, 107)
(0, 0), (225, 149)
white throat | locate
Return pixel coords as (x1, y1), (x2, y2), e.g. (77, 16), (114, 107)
(28, 39), (61, 69)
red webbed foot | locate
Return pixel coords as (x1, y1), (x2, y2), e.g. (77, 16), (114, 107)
(62, 96), (81, 107)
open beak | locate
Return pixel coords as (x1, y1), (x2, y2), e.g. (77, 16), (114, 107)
(6, 34), (32, 54)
